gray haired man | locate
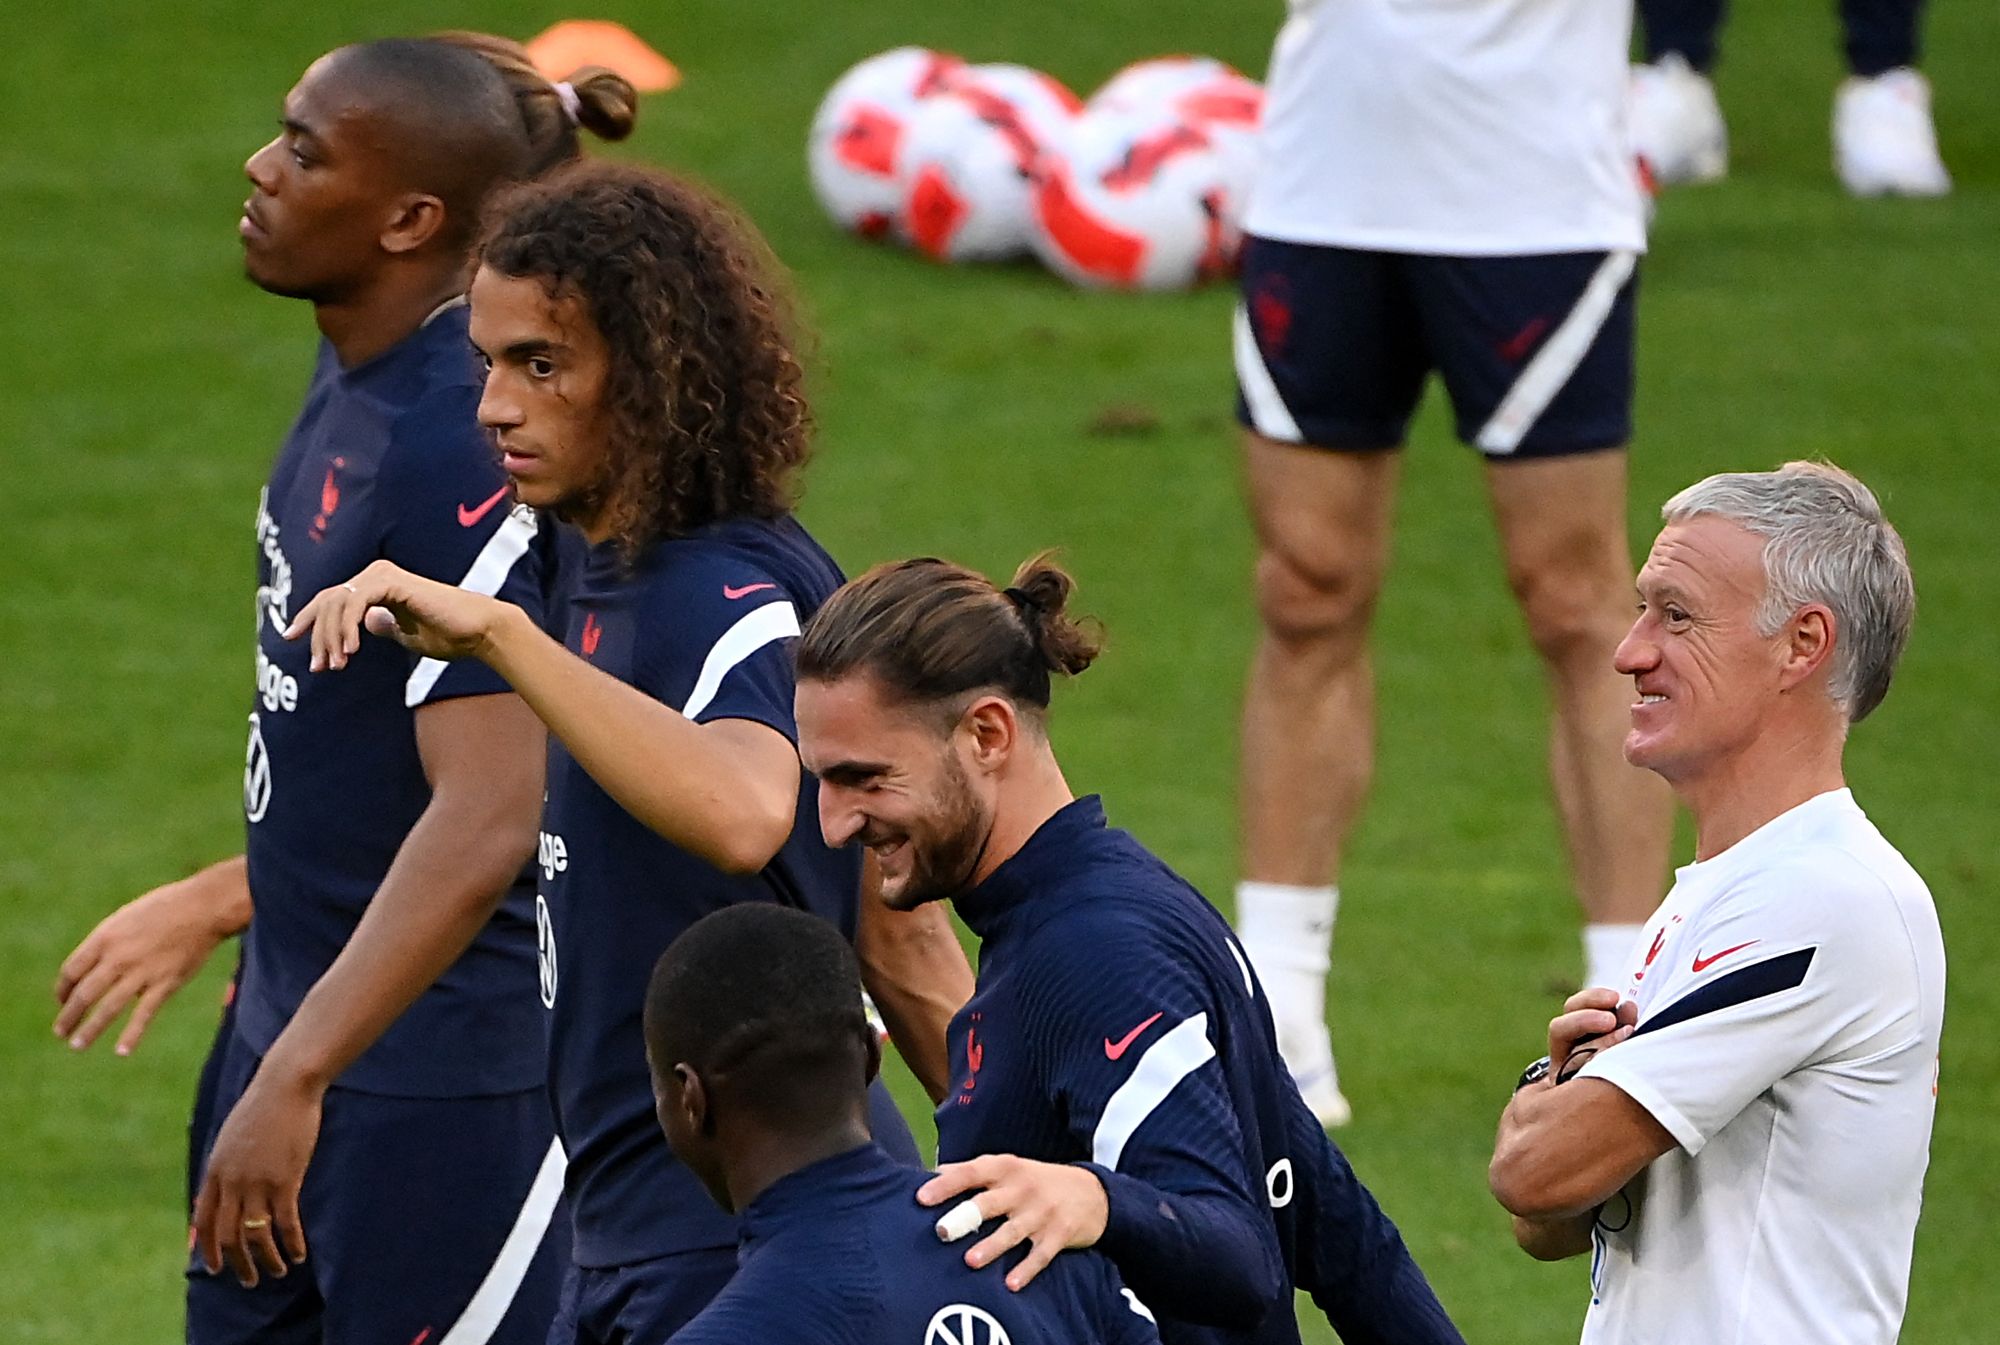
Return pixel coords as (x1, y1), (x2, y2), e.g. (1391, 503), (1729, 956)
(1488, 461), (1944, 1345)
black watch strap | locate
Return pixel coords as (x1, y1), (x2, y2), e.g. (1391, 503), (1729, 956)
(1515, 1055), (1553, 1092)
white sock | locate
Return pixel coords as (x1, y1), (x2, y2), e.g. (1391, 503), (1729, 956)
(1235, 882), (1337, 1030)
(1583, 923), (1645, 992)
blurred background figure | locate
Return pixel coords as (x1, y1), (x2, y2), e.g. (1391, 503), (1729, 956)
(1231, 0), (1672, 1127)
(1631, 0), (1951, 196)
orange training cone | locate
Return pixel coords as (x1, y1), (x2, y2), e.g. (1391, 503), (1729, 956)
(525, 20), (679, 93)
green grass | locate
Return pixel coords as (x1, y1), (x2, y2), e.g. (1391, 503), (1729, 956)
(3, 2), (1996, 1341)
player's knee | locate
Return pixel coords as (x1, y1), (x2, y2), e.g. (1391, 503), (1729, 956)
(1510, 562), (1628, 666)
(1254, 547), (1378, 651)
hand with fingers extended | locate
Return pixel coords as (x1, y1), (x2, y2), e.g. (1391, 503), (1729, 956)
(53, 862), (247, 1056)
(285, 559), (510, 670)
(1548, 987), (1639, 1083)
(919, 1155), (1110, 1292)
(191, 1067), (319, 1287)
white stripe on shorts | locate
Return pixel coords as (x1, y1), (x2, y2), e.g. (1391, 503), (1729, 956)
(1474, 249), (1637, 455)
(405, 506), (539, 707)
(1233, 304), (1304, 444)
(437, 1136), (566, 1345)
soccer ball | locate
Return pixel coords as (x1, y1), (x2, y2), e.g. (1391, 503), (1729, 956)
(898, 64), (1081, 262)
(1088, 55), (1262, 135)
(1029, 106), (1256, 291)
(807, 46), (965, 240)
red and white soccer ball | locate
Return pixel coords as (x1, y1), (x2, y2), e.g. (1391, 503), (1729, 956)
(1088, 55), (1263, 134)
(807, 46), (965, 241)
(1029, 106), (1257, 291)
(897, 64), (1082, 262)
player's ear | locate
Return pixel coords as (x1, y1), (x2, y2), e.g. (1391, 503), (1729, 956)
(673, 1063), (713, 1138)
(960, 694), (1018, 770)
(1778, 603), (1837, 694)
(861, 1024), (883, 1087)
(380, 192), (448, 256)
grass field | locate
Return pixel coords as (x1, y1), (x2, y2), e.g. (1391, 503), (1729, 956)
(4, 1), (1997, 1341)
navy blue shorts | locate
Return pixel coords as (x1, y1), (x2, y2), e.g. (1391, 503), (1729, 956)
(1233, 236), (1639, 457)
(186, 1018), (567, 1345)
(546, 1246), (738, 1345)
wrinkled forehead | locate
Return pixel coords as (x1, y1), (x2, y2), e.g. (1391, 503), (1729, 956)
(1640, 516), (1768, 602)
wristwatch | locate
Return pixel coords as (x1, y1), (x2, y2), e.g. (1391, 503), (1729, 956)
(1515, 1055), (1552, 1092)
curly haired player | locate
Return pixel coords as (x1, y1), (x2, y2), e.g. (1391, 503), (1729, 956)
(289, 161), (972, 1344)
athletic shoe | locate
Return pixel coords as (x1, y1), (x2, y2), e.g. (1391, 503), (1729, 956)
(1629, 55), (1728, 186)
(1834, 68), (1952, 198)
(1276, 1018), (1352, 1128)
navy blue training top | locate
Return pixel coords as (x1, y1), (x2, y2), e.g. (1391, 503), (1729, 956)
(240, 303), (545, 1098)
(539, 515), (917, 1268)
(674, 1143), (1161, 1345)
(937, 798), (1465, 1345)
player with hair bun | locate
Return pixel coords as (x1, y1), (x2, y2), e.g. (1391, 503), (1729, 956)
(433, 30), (639, 175)
(791, 554), (1465, 1345)
(54, 35), (576, 1345)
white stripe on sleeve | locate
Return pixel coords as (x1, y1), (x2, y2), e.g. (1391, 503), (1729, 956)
(1233, 305), (1304, 444)
(1091, 1013), (1218, 1171)
(1475, 249), (1638, 455)
(681, 600), (801, 721)
(436, 1136), (566, 1345)
(405, 506), (539, 707)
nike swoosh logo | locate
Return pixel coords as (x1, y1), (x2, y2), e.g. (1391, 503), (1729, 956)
(457, 486), (509, 527)
(1692, 940), (1761, 973)
(723, 582), (777, 600)
(1104, 1011), (1164, 1061)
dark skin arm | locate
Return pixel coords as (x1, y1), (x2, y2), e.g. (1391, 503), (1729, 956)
(853, 854), (974, 1104)
(192, 692), (544, 1287)
(53, 856), (252, 1055)
(1488, 990), (1675, 1259)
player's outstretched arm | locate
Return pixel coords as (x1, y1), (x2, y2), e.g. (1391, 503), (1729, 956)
(192, 692), (544, 1289)
(52, 855), (250, 1056)
(291, 562), (799, 873)
(854, 855), (974, 1104)
(287, 558), (514, 668)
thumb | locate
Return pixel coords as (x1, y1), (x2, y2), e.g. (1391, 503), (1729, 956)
(363, 607), (405, 640)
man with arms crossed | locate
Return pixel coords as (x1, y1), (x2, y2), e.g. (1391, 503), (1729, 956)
(53, 39), (570, 1343)
(790, 555), (1464, 1345)
(1489, 462), (1943, 1344)
(1232, 0), (1673, 1124)
(645, 903), (1160, 1345)
(290, 161), (970, 1343)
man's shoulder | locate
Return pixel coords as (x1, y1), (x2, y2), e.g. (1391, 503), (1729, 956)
(1708, 824), (1931, 950)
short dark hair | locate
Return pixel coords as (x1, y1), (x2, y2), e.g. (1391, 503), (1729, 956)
(644, 905), (872, 1125)
(796, 552), (1103, 724)
(479, 161), (813, 557)
(323, 40), (529, 249)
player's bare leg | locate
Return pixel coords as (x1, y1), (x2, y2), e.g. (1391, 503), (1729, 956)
(1237, 433), (1398, 1125)
(1485, 451), (1673, 988)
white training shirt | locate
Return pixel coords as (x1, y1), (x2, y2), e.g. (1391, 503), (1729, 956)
(1244, 0), (1647, 256)
(1576, 789), (1945, 1345)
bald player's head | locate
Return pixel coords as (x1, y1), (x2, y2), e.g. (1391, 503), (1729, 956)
(240, 38), (532, 301)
